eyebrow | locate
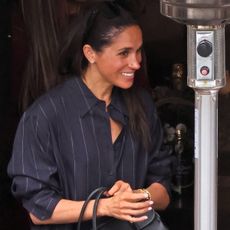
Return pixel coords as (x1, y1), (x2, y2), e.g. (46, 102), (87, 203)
(117, 44), (143, 52)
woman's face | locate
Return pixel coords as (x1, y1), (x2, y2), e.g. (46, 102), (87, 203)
(91, 25), (143, 89)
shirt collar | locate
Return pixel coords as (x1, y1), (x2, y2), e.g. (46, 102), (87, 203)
(73, 77), (100, 117)
(74, 77), (128, 121)
(108, 88), (129, 126)
(110, 87), (128, 117)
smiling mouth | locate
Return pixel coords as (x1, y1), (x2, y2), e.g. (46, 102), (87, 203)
(121, 72), (135, 78)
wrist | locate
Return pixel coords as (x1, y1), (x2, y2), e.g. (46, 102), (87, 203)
(97, 198), (110, 217)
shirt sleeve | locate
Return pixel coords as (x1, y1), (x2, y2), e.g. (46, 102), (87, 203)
(7, 110), (62, 220)
(141, 91), (174, 196)
(146, 112), (174, 196)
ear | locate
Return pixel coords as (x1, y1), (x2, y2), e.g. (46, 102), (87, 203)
(83, 44), (96, 64)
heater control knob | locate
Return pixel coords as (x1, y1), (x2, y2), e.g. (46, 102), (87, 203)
(197, 40), (213, 57)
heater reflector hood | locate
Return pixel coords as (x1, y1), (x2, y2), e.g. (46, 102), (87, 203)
(161, 0), (230, 25)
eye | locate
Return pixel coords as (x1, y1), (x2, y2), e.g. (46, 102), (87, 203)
(137, 47), (142, 54)
(118, 49), (129, 57)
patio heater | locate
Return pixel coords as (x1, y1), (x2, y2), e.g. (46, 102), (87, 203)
(160, 1), (230, 230)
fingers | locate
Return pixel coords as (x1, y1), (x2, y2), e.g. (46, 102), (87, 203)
(103, 180), (154, 223)
(128, 215), (148, 223)
(114, 199), (153, 215)
(107, 180), (132, 196)
(104, 192), (153, 222)
(118, 191), (150, 203)
(107, 188), (150, 204)
(124, 199), (154, 211)
(108, 200), (152, 223)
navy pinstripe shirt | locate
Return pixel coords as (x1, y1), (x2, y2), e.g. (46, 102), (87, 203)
(7, 77), (172, 230)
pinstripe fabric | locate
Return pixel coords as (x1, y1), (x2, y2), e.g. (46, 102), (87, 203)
(7, 77), (172, 230)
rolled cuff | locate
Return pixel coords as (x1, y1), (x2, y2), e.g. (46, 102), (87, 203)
(22, 193), (62, 220)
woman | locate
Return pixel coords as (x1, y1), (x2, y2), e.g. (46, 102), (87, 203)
(8, 2), (172, 229)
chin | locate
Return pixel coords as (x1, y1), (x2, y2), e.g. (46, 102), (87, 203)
(119, 83), (134, 89)
(117, 80), (134, 89)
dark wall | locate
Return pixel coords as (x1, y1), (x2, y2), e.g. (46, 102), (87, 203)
(0, 1), (29, 230)
(140, 1), (187, 86)
(139, 1), (230, 86)
(0, 1), (11, 112)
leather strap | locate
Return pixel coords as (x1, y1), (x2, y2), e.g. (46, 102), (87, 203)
(77, 187), (107, 230)
(92, 187), (108, 230)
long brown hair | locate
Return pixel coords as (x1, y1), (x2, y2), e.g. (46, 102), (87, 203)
(59, 2), (151, 150)
(20, 0), (151, 150)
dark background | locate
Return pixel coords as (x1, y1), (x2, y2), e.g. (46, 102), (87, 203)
(1, 0), (230, 229)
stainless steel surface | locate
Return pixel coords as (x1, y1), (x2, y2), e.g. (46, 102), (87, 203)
(159, 1), (229, 230)
(186, 24), (225, 230)
(195, 31), (214, 81)
(187, 25), (226, 89)
(189, 26), (225, 230)
(160, 0), (230, 25)
(194, 91), (218, 230)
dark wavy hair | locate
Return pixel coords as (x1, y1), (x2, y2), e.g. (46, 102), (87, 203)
(59, 2), (151, 149)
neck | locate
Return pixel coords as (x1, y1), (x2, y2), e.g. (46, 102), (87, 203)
(82, 69), (113, 106)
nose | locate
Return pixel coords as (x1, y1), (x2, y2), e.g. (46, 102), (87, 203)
(129, 54), (141, 70)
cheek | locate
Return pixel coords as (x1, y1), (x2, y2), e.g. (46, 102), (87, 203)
(104, 59), (125, 72)
(97, 54), (127, 74)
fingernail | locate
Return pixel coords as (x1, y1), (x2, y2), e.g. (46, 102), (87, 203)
(149, 201), (154, 205)
(143, 216), (148, 220)
(148, 206), (152, 211)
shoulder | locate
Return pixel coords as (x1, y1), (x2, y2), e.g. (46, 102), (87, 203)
(23, 77), (81, 122)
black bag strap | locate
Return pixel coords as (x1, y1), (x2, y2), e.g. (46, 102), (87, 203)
(92, 187), (108, 230)
(77, 187), (107, 230)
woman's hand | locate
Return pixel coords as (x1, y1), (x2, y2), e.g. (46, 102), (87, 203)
(98, 180), (153, 223)
(106, 180), (132, 196)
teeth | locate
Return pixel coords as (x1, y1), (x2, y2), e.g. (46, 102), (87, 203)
(122, 72), (134, 77)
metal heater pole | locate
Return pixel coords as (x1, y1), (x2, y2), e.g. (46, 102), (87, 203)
(160, 1), (230, 230)
(194, 90), (218, 230)
(187, 24), (226, 230)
